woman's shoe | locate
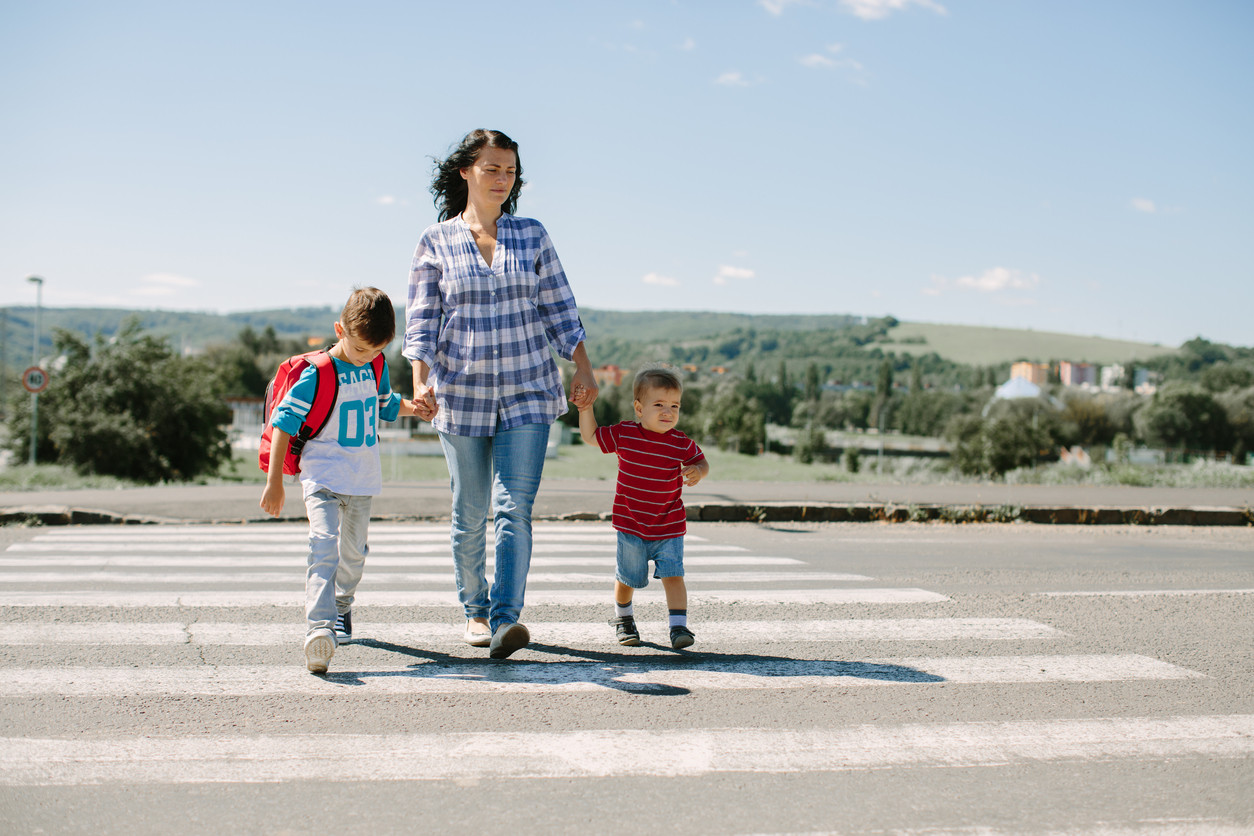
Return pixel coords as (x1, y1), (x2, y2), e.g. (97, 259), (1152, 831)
(464, 620), (492, 647)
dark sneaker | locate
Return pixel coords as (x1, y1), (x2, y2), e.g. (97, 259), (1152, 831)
(304, 628), (336, 673)
(488, 622), (530, 659)
(609, 615), (641, 646)
(669, 625), (695, 650)
(334, 610), (352, 643)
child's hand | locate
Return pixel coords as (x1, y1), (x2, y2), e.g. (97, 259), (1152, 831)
(681, 465), (705, 487)
(260, 483), (285, 518)
(569, 378), (598, 411)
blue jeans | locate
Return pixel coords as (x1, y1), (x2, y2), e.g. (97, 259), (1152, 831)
(438, 423), (550, 631)
(303, 486), (371, 637)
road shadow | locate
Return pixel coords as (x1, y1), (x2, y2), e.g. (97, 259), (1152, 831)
(316, 638), (942, 694)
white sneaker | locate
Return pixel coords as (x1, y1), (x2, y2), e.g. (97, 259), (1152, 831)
(463, 619), (492, 647)
(304, 628), (336, 673)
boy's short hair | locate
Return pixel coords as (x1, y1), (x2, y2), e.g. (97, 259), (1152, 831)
(340, 287), (396, 347)
(633, 365), (682, 401)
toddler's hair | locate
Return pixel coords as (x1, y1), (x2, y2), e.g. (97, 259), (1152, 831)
(340, 287), (396, 348)
(633, 365), (682, 401)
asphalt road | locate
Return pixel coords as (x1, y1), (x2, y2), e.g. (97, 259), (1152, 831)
(0, 521), (1251, 834)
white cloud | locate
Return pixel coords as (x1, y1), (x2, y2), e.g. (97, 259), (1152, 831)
(713, 265), (756, 285)
(926, 267), (1040, 296)
(715, 71), (750, 87)
(642, 272), (680, 287)
(680, 37), (695, 50)
(800, 43), (866, 82)
(377, 195), (397, 206)
(839, 0), (947, 20)
(759, 0), (812, 15)
(1131, 197), (1157, 213)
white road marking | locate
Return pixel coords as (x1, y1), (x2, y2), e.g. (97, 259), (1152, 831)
(1034, 589), (1254, 597)
(2, 715), (1246, 785)
(0, 588), (949, 607)
(4, 542), (737, 554)
(23, 524), (698, 541)
(0, 570), (869, 585)
(0, 655), (1201, 696)
(0, 555), (803, 568)
(0, 618), (1062, 646)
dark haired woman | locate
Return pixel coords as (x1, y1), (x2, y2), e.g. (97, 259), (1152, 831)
(403, 129), (598, 659)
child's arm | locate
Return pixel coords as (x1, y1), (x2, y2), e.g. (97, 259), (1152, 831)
(681, 457), (709, 487)
(574, 388), (600, 448)
(260, 429), (291, 518)
(396, 398), (419, 418)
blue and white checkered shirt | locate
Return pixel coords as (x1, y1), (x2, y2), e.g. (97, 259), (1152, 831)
(402, 214), (588, 437)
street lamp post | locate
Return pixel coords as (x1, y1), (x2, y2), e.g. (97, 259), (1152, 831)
(26, 275), (43, 466)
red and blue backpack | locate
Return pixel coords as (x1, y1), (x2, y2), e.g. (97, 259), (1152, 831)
(258, 349), (386, 476)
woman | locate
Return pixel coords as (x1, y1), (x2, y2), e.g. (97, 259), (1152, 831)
(403, 129), (598, 659)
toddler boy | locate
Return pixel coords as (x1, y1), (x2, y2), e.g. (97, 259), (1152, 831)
(576, 366), (709, 648)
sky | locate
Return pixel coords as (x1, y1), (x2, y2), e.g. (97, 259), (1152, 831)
(2, 0), (1251, 348)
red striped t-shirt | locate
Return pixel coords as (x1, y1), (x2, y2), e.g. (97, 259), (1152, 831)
(595, 421), (705, 540)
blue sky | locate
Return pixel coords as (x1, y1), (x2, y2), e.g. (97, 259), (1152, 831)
(2, 0), (1251, 347)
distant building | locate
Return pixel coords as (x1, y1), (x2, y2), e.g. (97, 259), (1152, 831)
(1100, 364), (1125, 390)
(1134, 368), (1159, 396)
(593, 365), (627, 386)
(1010, 362), (1049, 385)
(1059, 361), (1096, 387)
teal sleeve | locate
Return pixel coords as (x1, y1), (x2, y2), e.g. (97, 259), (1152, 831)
(270, 364), (319, 436)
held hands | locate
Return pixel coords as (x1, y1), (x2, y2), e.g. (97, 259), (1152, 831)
(569, 371), (598, 412)
(412, 383), (438, 422)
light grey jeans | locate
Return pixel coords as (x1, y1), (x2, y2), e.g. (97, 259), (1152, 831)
(303, 486), (371, 637)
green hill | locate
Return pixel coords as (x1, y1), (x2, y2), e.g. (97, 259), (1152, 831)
(875, 321), (1176, 366)
(1, 305), (1180, 373)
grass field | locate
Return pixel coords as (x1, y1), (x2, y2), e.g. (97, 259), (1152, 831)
(878, 321), (1178, 366)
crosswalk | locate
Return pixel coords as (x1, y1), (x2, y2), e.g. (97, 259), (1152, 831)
(1, 521), (1249, 832)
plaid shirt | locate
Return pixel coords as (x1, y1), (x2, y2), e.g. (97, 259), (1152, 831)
(402, 214), (587, 437)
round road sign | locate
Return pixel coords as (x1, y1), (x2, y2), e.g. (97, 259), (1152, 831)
(22, 366), (49, 394)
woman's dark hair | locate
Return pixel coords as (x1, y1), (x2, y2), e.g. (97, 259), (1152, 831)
(430, 129), (525, 221)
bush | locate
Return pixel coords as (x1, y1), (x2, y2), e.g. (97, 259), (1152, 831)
(1134, 384), (1232, 455)
(6, 320), (232, 483)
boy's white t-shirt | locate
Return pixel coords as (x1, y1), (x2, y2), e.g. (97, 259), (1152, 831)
(270, 355), (401, 497)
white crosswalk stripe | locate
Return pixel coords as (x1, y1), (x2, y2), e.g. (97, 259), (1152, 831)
(0, 617), (1065, 645)
(4, 715), (1250, 786)
(0, 655), (1203, 696)
(0, 518), (1237, 832)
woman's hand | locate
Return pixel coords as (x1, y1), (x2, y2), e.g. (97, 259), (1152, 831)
(411, 361), (439, 423)
(569, 342), (598, 411)
(569, 368), (598, 411)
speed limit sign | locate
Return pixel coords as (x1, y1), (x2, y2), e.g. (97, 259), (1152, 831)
(22, 366), (49, 394)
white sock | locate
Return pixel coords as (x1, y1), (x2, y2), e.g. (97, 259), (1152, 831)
(615, 601), (634, 618)
(668, 609), (687, 628)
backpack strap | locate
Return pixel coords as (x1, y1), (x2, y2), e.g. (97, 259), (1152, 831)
(288, 350), (339, 456)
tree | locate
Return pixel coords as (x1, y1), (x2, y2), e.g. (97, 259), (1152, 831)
(5, 320), (232, 483)
(1217, 387), (1254, 463)
(870, 359), (893, 429)
(1134, 385), (1232, 455)
(804, 362), (821, 402)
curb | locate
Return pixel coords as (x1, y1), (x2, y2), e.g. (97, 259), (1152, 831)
(2, 503), (1252, 527)
(687, 503), (1254, 526)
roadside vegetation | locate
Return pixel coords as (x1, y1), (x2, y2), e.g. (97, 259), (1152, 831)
(2, 314), (1251, 489)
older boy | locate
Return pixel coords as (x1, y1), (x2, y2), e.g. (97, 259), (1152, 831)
(261, 287), (417, 673)
(576, 366), (709, 649)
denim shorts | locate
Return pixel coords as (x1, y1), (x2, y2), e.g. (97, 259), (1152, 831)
(615, 531), (685, 589)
